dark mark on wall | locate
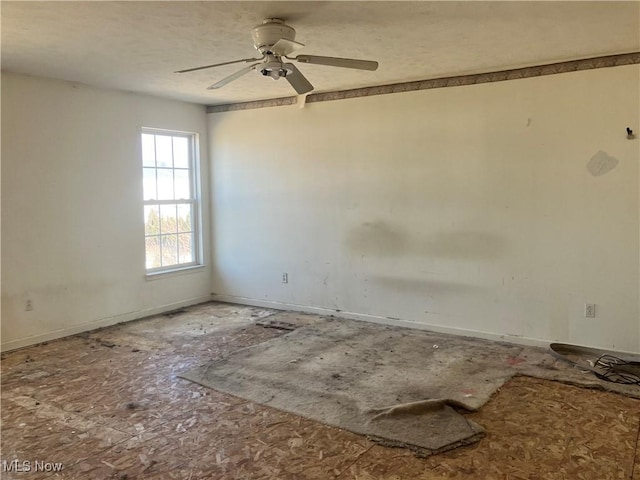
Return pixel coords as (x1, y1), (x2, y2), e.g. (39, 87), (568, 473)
(587, 151), (618, 176)
(346, 221), (408, 256)
(346, 222), (506, 259)
(427, 231), (506, 259)
(372, 275), (485, 294)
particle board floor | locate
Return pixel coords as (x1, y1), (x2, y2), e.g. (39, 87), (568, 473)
(1, 302), (639, 480)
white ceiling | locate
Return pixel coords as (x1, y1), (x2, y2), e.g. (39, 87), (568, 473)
(2, 1), (639, 106)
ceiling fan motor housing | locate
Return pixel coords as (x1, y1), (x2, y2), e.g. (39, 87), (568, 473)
(252, 18), (296, 53)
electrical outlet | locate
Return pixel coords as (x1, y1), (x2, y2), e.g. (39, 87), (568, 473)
(584, 303), (596, 318)
(25, 299), (33, 311)
(282, 272), (288, 284)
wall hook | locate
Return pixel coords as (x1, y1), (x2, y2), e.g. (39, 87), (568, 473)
(627, 127), (635, 139)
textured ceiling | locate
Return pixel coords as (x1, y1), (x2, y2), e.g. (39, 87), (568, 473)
(2, 1), (639, 106)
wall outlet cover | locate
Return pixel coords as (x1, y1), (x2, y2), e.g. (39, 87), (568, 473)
(584, 303), (596, 318)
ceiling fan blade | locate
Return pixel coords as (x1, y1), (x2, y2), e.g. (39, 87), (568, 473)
(175, 57), (263, 74)
(294, 54), (378, 71)
(284, 63), (314, 94)
(207, 62), (261, 90)
(271, 38), (305, 56)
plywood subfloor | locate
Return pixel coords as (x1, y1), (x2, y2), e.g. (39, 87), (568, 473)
(1, 302), (639, 479)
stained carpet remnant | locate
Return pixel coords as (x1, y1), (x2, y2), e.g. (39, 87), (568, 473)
(181, 316), (639, 457)
(181, 327), (486, 455)
(181, 319), (503, 455)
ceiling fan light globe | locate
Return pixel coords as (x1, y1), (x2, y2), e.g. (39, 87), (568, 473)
(259, 59), (291, 79)
(259, 68), (283, 80)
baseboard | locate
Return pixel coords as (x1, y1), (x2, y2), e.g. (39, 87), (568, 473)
(0, 295), (213, 352)
(211, 294), (553, 349)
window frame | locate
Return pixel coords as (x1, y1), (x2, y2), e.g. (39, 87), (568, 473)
(140, 127), (203, 276)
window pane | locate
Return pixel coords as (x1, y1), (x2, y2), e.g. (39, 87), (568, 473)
(177, 204), (192, 233)
(155, 135), (173, 167)
(174, 169), (190, 199)
(143, 168), (157, 200)
(161, 234), (178, 266)
(142, 134), (156, 166)
(145, 236), (161, 269)
(160, 204), (177, 234)
(173, 137), (189, 168)
(142, 130), (199, 273)
(178, 233), (194, 263)
(144, 205), (160, 235)
(157, 168), (174, 200)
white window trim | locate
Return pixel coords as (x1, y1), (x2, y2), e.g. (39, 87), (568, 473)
(141, 127), (204, 276)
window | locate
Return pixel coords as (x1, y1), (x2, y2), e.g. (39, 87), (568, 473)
(141, 129), (201, 273)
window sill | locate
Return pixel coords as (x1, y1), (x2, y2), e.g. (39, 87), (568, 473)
(145, 264), (205, 281)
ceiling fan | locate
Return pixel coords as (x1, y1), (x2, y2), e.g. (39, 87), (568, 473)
(175, 18), (379, 95)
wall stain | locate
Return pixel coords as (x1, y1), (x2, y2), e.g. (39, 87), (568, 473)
(345, 221), (506, 259)
(426, 231), (506, 259)
(372, 275), (485, 294)
(587, 150), (618, 176)
(345, 221), (408, 256)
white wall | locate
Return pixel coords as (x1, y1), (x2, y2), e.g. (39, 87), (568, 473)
(1, 73), (212, 351)
(209, 65), (640, 352)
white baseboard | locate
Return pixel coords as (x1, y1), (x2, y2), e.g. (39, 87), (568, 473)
(1, 295), (213, 352)
(211, 294), (553, 349)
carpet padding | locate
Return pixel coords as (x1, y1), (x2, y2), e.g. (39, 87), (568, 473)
(179, 318), (538, 455)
